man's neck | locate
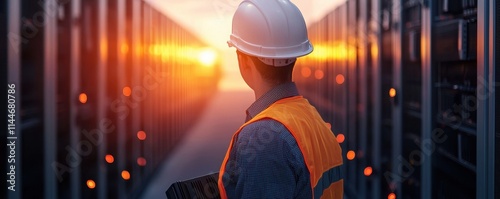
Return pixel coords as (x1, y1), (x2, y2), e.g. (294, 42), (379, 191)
(253, 86), (271, 100)
(253, 81), (289, 100)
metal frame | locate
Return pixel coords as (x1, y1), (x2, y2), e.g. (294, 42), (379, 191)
(358, 1), (369, 198)
(44, 0), (58, 198)
(70, 0), (82, 198)
(338, 4), (355, 196)
(97, 0), (108, 198)
(116, 0), (127, 197)
(142, 4), (153, 176)
(152, 6), (159, 169)
(371, 1), (382, 199)
(489, 1), (497, 197)
(488, 0), (496, 198)
(131, 0), (142, 187)
(391, 0), (403, 197)
(340, 4), (347, 147)
(332, 8), (338, 142)
(477, 0), (496, 198)
(346, 1), (359, 197)
(420, 1), (433, 198)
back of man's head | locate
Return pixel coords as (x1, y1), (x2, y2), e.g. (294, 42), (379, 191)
(228, 0), (313, 68)
(244, 52), (295, 85)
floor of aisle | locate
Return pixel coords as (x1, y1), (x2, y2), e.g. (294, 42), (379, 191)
(140, 89), (254, 199)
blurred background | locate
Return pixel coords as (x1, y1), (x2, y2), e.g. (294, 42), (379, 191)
(1, 0), (499, 199)
(145, 0), (345, 91)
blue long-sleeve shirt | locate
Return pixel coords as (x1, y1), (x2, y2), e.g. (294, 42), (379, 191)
(221, 82), (312, 199)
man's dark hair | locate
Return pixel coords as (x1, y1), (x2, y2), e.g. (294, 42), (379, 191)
(239, 51), (295, 85)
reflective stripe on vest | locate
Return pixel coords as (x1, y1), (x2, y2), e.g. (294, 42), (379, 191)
(314, 166), (343, 199)
(218, 96), (343, 199)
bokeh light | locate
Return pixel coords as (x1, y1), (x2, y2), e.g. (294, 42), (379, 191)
(86, 180), (96, 189)
(336, 134), (345, 144)
(336, 74), (345, 85)
(105, 154), (114, 164)
(364, 166), (373, 176)
(121, 170), (131, 180)
(347, 150), (356, 160)
(123, 86), (132, 97)
(301, 67), (312, 78)
(79, 93), (88, 104)
(314, 69), (324, 80)
(137, 157), (147, 166)
(389, 88), (397, 98)
(137, 131), (147, 140)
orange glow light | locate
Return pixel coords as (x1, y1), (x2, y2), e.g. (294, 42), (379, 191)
(137, 157), (147, 166)
(336, 74), (345, 85)
(86, 180), (96, 189)
(147, 44), (219, 67)
(148, 45), (155, 54)
(120, 43), (129, 54)
(314, 69), (324, 80)
(135, 44), (143, 56)
(198, 48), (217, 67)
(389, 88), (397, 98)
(388, 193), (396, 199)
(137, 130), (146, 140)
(364, 166), (373, 176)
(371, 44), (379, 59)
(347, 150), (356, 160)
(309, 45), (329, 61)
(105, 154), (114, 164)
(79, 93), (88, 104)
(123, 86), (132, 97)
(100, 39), (108, 60)
(308, 43), (349, 61)
(121, 170), (130, 180)
(301, 67), (311, 78)
(336, 134), (345, 144)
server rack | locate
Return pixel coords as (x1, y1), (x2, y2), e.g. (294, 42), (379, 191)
(397, 1), (423, 198)
(493, 1), (500, 197)
(476, 0), (498, 198)
(294, 0), (498, 198)
(428, 1), (478, 198)
(1, 0), (221, 198)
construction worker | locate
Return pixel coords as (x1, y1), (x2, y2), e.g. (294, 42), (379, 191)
(218, 0), (343, 198)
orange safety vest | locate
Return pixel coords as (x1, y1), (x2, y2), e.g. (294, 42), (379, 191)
(219, 96), (343, 199)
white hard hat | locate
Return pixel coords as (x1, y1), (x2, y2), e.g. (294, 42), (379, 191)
(228, 0), (313, 66)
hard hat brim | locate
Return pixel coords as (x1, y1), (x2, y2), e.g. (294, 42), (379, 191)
(228, 34), (313, 59)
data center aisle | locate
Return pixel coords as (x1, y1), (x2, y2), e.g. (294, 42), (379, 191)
(140, 89), (254, 199)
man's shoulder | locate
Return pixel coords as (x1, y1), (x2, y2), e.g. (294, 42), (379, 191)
(240, 119), (288, 136)
(238, 119), (297, 147)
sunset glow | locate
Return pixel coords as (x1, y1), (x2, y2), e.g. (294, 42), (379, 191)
(146, 0), (345, 91)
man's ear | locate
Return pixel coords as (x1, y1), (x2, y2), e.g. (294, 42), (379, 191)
(238, 54), (253, 71)
(244, 56), (256, 71)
